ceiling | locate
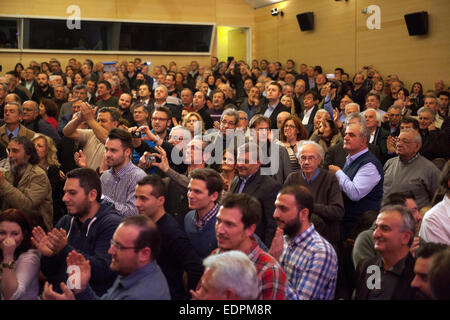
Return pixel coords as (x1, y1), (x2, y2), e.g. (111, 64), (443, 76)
(243, 0), (285, 9)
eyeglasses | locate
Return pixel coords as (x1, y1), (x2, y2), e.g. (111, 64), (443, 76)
(151, 117), (168, 122)
(221, 120), (236, 126)
(284, 125), (297, 129)
(110, 239), (138, 251)
(397, 139), (416, 145)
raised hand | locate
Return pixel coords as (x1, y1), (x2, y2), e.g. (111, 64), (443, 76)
(42, 282), (75, 300)
(31, 226), (56, 257)
(268, 228), (285, 261)
(74, 150), (87, 168)
(66, 250), (91, 294)
(47, 228), (68, 255)
(1, 237), (17, 260)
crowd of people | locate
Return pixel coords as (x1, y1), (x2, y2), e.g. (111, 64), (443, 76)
(0, 56), (449, 301)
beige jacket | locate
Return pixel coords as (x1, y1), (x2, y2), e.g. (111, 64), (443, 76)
(0, 163), (53, 231)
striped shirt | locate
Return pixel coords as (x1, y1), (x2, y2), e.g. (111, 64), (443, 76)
(101, 161), (147, 218)
(195, 203), (220, 229)
(281, 224), (338, 300)
(212, 236), (287, 300)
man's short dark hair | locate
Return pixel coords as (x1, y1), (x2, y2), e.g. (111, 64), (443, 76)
(401, 117), (419, 130)
(249, 114), (271, 129)
(221, 193), (261, 229)
(99, 107), (120, 122)
(107, 128), (132, 151)
(98, 80), (111, 91)
(279, 185), (314, 218)
(153, 106), (172, 120)
(366, 92), (380, 102)
(382, 191), (415, 207)
(269, 81), (282, 93)
(212, 89), (226, 101)
(304, 89), (318, 101)
(66, 168), (102, 202)
(314, 65), (323, 74)
(10, 136), (39, 165)
(38, 72), (49, 80)
(73, 84), (87, 93)
(416, 243), (448, 260)
(137, 175), (167, 199)
(189, 168), (224, 203)
(438, 91), (449, 99)
(429, 249), (450, 300)
(335, 67), (344, 74)
(121, 215), (161, 259)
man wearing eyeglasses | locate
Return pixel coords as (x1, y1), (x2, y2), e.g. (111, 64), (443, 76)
(42, 215), (171, 300)
(383, 128), (440, 210)
(284, 141), (344, 248)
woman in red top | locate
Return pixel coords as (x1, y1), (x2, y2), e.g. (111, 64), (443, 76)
(39, 98), (59, 130)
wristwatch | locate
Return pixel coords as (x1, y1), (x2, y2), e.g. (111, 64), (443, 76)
(1, 260), (16, 269)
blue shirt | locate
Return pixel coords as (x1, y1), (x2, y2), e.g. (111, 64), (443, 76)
(264, 101), (278, 118)
(301, 168), (320, 184)
(281, 224), (338, 300)
(335, 148), (381, 201)
(76, 261), (170, 300)
(6, 125), (20, 138)
(101, 160), (147, 218)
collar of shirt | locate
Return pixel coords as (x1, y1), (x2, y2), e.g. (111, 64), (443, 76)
(302, 168), (320, 184)
(345, 147), (369, 166)
(268, 100), (279, 110)
(195, 203), (219, 228)
(118, 261), (158, 290)
(402, 152), (420, 165)
(245, 236), (260, 262)
(288, 224), (316, 247)
(6, 125), (20, 137)
(112, 160), (135, 179)
(375, 254), (408, 276)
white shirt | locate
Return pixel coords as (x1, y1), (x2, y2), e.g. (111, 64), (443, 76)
(302, 107), (314, 125)
(419, 195), (450, 245)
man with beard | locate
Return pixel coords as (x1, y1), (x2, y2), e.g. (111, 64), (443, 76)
(42, 215), (170, 300)
(31, 72), (54, 103)
(100, 128), (147, 218)
(0, 136), (53, 231)
(207, 192), (287, 300)
(411, 243), (448, 300)
(269, 185), (338, 300)
(117, 93), (134, 125)
(32, 168), (122, 296)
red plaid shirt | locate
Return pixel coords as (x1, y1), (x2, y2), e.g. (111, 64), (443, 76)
(211, 236), (287, 300)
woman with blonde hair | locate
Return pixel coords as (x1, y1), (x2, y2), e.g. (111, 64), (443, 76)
(32, 134), (66, 224)
(281, 95), (295, 115)
(182, 112), (205, 137)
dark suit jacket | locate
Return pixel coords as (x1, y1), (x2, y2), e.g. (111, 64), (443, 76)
(230, 169), (281, 247)
(260, 102), (290, 130)
(354, 253), (417, 300)
(300, 105), (319, 137)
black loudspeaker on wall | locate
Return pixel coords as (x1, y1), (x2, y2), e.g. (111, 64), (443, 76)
(404, 11), (428, 36)
(296, 12), (314, 31)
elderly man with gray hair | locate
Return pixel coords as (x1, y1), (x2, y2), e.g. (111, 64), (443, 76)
(328, 121), (384, 237)
(284, 140), (344, 247)
(190, 250), (259, 300)
(383, 128), (440, 210)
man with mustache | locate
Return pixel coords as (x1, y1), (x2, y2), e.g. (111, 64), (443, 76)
(269, 185), (338, 300)
(0, 136), (52, 231)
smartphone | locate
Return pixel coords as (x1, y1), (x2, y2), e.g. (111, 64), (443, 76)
(143, 61), (152, 66)
(103, 62), (117, 72)
(326, 73), (335, 79)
